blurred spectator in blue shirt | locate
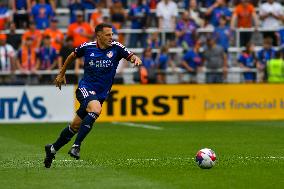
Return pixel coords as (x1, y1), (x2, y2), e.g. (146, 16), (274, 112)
(238, 42), (257, 83)
(38, 35), (58, 71)
(146, 32), (161, 49)
(257, 37), (277, 82)
(156, 45), (175, 83)
(205, 0), (231, 27)
(142, 47), (156, 70)
(128, 0), (150, 47)
(69, 0), (85, 24)
(175, 10), (199, 51)
(146, 31), (161, 59)
(31, 0), (54, 29)
(37, 35), (59, 83)
(12, 0), (31, 29)
(214, 15), (231, 53)
(142, 47), (157, 83)
(81, 0), (97, 9)
(181, 39), (202, 83)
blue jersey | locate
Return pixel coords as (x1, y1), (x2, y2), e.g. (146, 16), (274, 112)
(157, 54), (169, 70)
(183, 49), (202, 70)
(31, 4), (54, 29)
(129, 4), (150, 29)
(238, 52), (256, 81)
(38, 47), (58, 70)
(257, 48), (276, 65)
(142, 57), (156, 70)
(74, 41), (133, 100)
(214, 26), (230, 52)
(238, 53), (256, 68)
(210, 7), (231, 27)
(16, 0), (28, 10)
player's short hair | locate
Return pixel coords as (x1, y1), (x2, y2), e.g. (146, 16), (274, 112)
(95, 23), (112, 34)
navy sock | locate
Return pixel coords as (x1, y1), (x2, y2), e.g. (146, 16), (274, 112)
(74, 112), (99, 146)
(53, 125), (76, 151)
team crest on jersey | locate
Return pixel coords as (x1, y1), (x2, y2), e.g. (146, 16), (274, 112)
(106, 51), (113, 58)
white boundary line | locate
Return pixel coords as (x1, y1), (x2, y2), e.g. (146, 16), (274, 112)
(237, 156), (284, 159)
(54, 160), (84, 162)
(48, 156), (284, 162)
(111, 122), (164, 130)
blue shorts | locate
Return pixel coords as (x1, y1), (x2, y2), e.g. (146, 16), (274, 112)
(76, 87), (104, 119)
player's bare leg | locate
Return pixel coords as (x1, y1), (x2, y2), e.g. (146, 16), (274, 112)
(44, 115), (81, 168)
(69, 100), (102, 160)
(70, 114), (83, 132)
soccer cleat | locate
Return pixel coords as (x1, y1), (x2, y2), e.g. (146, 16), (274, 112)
(44, 144), (56, 168)
(68, 145), (80, 160)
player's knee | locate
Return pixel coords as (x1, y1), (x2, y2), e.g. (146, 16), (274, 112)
(70, 123), (80, 132)
(70, 121), (80, 132)
(86, 102), (102, 114)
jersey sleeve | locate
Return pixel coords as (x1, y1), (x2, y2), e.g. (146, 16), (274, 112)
(115, 42), (133, 61)
(74, 43), (86, 58)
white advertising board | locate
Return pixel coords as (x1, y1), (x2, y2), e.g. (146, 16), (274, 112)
(0, 86), (75, 123)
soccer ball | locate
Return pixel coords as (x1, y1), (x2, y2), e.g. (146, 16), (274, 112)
(195, 148), (217, 169)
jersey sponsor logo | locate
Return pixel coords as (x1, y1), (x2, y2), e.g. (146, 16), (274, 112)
(0, 91), (47, 119)
(90, 53), (95, 57)
(106, 51), (113, 58)
(89, 59), (113, 68)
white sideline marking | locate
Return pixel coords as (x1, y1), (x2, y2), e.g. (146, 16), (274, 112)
(125, 156), (284, 161)
(237, 156), (284, 159)
(112, 122), (163, 130)
(54, 160), (84, 162)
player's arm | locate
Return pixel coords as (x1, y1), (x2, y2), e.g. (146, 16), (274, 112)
(54, 52), (76, 90)
(129, 54), (142, 66)
(116, 41), (141, 66)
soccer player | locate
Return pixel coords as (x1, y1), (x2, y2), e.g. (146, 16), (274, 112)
(44, 23), (142, 168)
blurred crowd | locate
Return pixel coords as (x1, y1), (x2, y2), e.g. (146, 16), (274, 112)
(0, 0), (284, 85)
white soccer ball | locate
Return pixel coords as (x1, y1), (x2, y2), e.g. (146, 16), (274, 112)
(195, 148), (217, 169)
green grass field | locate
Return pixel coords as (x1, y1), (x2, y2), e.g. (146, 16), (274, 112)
(0, 121), (284, 189)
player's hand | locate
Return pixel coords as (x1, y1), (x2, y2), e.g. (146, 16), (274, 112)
(54, 74), (66, 90)
(131, 55), (142, 66)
